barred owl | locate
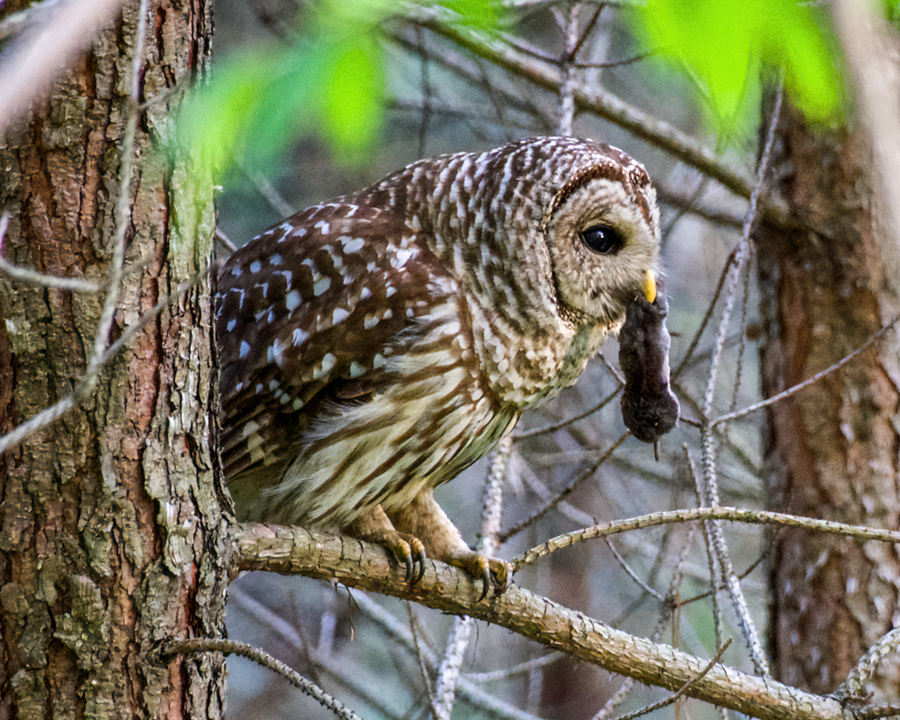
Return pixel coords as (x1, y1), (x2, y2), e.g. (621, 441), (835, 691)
(217, 136), (661, 596)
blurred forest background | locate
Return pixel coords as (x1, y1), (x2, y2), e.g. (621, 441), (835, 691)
(207, 2), (894, 719)
(1, 0), (898, 719)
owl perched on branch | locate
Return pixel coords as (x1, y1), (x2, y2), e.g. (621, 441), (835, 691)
(217, 137), (662, 596)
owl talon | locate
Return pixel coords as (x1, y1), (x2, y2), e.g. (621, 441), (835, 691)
(387, 533), (427, 585)
(344, 510), (429, 586)
(409, 537), (427, 586)
(446, 552), (510, 599)
(488, 558), (509, 596)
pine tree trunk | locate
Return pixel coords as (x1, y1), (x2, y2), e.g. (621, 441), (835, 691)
(0, 1), (227, 717)
(757, 105), (900, 700)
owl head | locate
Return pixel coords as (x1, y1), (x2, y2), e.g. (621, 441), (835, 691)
(399, 136), (661, 336)
(538, 138), (660, 327)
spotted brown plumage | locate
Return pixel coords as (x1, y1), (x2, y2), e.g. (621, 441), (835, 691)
(216, 136), (662, 596)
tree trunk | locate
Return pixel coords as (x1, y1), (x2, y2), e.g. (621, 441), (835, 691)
(757, 104), (900, 700)
(0, 1), (227, 718)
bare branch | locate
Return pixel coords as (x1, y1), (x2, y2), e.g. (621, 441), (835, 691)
(513, 506), (900, 570)
(464, 653), (563, 684)
(0, 262), (216, 456)
(405, 7), (763, 204)
(513, 386), (620, 439)
(696, 85), (784, 678)
(499, 431), (629, 542)
(162, 637), (364, 720)
(228, 587), (400, 718)
(350, 590), (545, 720)
(604, 537), (665, 602)
(432, 435), (511, 719)
(553, 3), (581, 136)
(656, 185), (744, 230)
(615, 638), (732, 720)
(0, 214), (101, 292)
(232, 523), (846, 720)
(84, 0), (149, 382)
(836, 627), (900, 703)
(215, 228), (239, 255)
(711, 314), (900, 428)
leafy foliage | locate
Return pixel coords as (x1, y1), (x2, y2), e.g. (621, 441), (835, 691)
(178, 0), (502, 174)
(629, 0), (845, 140)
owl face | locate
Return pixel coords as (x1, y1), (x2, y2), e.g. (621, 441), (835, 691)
(406, 137), (661, 340)
(542, 166), (660, 328)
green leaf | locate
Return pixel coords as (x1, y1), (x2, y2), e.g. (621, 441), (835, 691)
(176, 0), (504, 174)
(629, 0), (845, 141)
(321, 39), (385, 157)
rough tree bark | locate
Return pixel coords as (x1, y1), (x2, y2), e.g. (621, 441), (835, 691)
(0, 1), (227, 718)
(757, 104), (900, 700)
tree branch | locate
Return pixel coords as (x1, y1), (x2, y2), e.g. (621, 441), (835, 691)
(232, 523), (846, 720)
(514, 507), (900, 569)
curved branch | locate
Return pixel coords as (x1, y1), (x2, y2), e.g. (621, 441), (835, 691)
(232, 523), (844, 720)
(514, 507), (900, 569)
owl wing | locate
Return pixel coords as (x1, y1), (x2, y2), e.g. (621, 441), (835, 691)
(216, 201), (455, 488)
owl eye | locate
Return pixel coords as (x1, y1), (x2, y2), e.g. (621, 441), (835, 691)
(580, 224), (624, 255)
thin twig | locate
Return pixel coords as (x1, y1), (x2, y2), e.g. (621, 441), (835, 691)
(604, 538), (665, 602)
(240, 163), (296, 219)
(85, 0), (149, 383)
(0, 214), (101, 292)
(215, 227), (239, 254)
(615, 638), (732, 720)
(511, 506), (900, 570)
(711, 314), (900, 427)
(0, 261), (217, 457)
(350, 590), (545, 720)
(660, 176), (711, 247)
(678, 551), (766, 608)
(513, 386), (620, 439)
(0, 2), (154, 458)
(387, 29), (556, 132)
(228, 586), (399, 718)
(500, 431), (629, 542)
(672, 247), (738, 380)
(162, 638), (363, 720)
(464, 652), (562, 684)
(696, 84), (783, 678)
(656, 185), (744, 230)
(407, 601), (437, 705)
(517, 460), (596, 528)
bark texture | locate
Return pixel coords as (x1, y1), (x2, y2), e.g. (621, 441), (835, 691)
(0, 1), (226, 718)
(757, 105), (900, 698)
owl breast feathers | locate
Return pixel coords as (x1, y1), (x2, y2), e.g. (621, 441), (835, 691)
(216, 136), (661, 595)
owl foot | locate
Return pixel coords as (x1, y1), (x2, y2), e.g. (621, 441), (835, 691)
(443, 550), (510, 600)
(345, 506), (427, 585)
(373, 529), (427, 586)
(388, 491), (511, 600)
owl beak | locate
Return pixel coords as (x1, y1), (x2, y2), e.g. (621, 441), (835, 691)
(641, 269), (657, 304)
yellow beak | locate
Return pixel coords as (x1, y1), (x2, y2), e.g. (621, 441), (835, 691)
(641, 269), (657, 304)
